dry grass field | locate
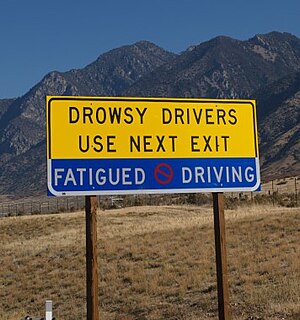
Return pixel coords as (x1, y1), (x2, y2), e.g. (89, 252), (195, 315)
(0, 203), (299, 319)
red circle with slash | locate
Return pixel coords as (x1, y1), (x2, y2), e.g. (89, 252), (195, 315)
(154, 163), (174, 185)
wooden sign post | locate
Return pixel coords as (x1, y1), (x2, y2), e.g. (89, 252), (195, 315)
(85, 195), (99, 320)
(213, 192), (231, 320)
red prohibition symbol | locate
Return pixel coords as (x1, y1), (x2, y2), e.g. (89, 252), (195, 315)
(154, 163), (174, 185)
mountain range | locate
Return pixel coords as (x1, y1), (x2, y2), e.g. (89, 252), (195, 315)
(0, 31), (299, 197)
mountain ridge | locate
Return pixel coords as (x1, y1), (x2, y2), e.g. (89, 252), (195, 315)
(126, 32), (300, 98)
(0, 32), (300, 197)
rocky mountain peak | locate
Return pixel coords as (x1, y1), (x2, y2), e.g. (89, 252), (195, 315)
(248, 31), (300, 69)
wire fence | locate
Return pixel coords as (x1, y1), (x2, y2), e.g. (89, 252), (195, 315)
(0, 195), (134, 217)
(260, 176), (299, 195)
(0, 196), (85, 217)
(0, 177), (299, 216)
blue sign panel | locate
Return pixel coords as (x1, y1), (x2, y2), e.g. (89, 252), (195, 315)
(48, 157), (260, 196)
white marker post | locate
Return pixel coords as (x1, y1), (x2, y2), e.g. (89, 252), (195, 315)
(45, 300), (52, 320)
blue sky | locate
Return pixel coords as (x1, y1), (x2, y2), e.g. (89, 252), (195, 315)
(1, 0), (300, 99)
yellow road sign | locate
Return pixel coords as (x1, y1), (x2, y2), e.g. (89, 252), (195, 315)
(47, 97), (258, 160)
